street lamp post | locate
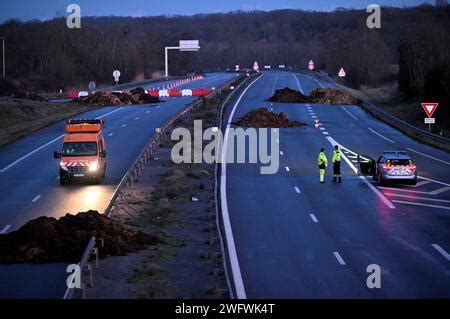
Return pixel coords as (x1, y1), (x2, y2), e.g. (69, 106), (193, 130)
(0, 37), (5, 79)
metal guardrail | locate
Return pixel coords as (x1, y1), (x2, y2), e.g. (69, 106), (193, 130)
(63, 236), (103, 299)
(360, 100), (450, 145)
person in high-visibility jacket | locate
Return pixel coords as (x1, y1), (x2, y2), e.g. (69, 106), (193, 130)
(317, 148), (328, 183)
(332, 145), (342, 183)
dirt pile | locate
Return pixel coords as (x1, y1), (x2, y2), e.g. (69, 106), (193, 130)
(268, 87), (309, 103)
(308, 88), (359, 104)
(0, 210), (159, 263)
(74, 88), (160, 106)
(233, 108), (305, 128)
(268, 87), (359, 105)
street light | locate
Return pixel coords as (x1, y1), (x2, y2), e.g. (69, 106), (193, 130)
(0, 37), (5, 79)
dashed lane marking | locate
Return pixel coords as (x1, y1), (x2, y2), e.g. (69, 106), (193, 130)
(285, 166), (290, 172)
(392, 200), (450, 210)
(309, 214), (318, 223)
(333, 252), (346, 265)
(432, 244), (450, 261)
(32, 195), (41, 203)
(0, 225), (11, 234)
(407, 148), (450, 166)
(340, 105), (358, 121)
(294, 186), (301, 193)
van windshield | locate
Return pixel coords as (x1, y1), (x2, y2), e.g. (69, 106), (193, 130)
(62, 142), (98, 157)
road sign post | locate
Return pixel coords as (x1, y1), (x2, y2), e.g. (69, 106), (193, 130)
(113, 70), (120, 85)
(165, 40), (200, 78)
(421, 102), (439, 133)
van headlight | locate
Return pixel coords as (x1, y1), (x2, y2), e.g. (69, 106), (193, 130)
(60, 161), (68, 171)
(89, 161), (98, 172)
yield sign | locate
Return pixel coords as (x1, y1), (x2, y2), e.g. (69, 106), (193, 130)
(421, 103), (439, 118)
(308, 60), (315, 70)
(338, 67), (346, 77)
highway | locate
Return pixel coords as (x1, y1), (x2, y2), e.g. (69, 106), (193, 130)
(0, 72), (235, 233)
(222, 71), (450, 298)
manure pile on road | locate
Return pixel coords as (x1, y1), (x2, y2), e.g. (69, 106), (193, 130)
(268, 87), (359, 105)
(74, 87), (160, 106)
(0, 210), (159, 263)
(233, 108), (305, 128)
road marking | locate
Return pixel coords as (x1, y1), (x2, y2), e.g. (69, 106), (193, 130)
(379, 185), (450, 195)
(309, 214), (318, 223)
(431, 244), (450, 261)
(276, 139), (279, 143)
(302, 74), (325, 88)
(333, 252), (346, 265)
(146, 110), (151, 114)
(407, 148), (450, 166)
(294, 186), (301, 193)
(272, 75), (279, 92)
(392, 200), (450, 210)
(404, 180), (430, 188)
(121, 124), (126, 127)
(0, 107), (124, 173)
(326, 136), (395, 209)
(418, 175), (450, 187)
(285, 166), (290, 172)
(221, 74), (262, 299)
(32, 195), (41, 203)
(347, 155), (358, 159)
(0, 225), (11, 234)
(368, 127), (395, 143)
(312, 115), (317, 119)
(280, 151), (284, 156)
(319, 127), (325, 130)
(340, 105), (358, 120)
(322, 132), (329, 135)
(108, 133), (114, 137)
(384, 193), (450, 203)
(430, 186), (450, 195)
(135, 117), (139, 120)
(292, 73), (305, 95)
(273, 128), (278, 133)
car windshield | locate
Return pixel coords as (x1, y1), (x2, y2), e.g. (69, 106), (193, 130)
(387, 159), (411, 166)
(62, 142), (97, 156)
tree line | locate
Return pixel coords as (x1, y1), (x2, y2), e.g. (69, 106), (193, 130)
(0, 4), (448, 108)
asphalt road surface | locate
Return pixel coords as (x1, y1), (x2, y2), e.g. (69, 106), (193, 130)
(222, 71), (450, 298)
(0, 72), (235, 299)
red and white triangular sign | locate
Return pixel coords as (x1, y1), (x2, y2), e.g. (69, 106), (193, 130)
(421, 102), (439, 118)
(308, 60), (315, 70)
(338, 67), (346, 77)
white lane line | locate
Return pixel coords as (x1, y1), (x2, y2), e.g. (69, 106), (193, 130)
(280, 151), (284, 156)
(135, 117), (139, 120)
(404, 180), (430, 188)
(430, 186), (450, 195)
(333, 252), (346, 265)
(221, 74), (262, 299)
(276, 139), (279, 143)
(312, 115), (317, 119)
(273, 128), (278, 133)
(108, 133), (114, 137)
(326, 136), (395, 209)
(285, 166), (290, 172)
(146, 110), (151, 114)
(294, 186), (301, 193)
(0, 107), (124, 173)
(318, 123), (323, 126)
(322, 132), (329, 135)
(392, 200), (450, 210)
(431, 244), (450, 261)
(32, 195), (41, 203)
(418, 175), (450, 187)
(340, 105), (358, 121)
(155, 105), (160, 109)
(302, 74), (325, 88)
(292, 73), (305, 95)
(319, 127), (325, 131)
(309, 214), (318, 223)
(121, 124), (126, 127)
(272, 75), (279, 92)
(0, 225), (11, 234)
(378, 187), (429, 194)
(384, 193), (450, 203)
(368, 127), (395, 144)
(407, 148), (450, 166)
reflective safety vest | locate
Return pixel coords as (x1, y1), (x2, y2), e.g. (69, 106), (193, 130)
(332, 149), (341, 163)
(317, 152), (328, 167)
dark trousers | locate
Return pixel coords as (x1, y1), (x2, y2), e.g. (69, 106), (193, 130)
(333, 161), (341, 175)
